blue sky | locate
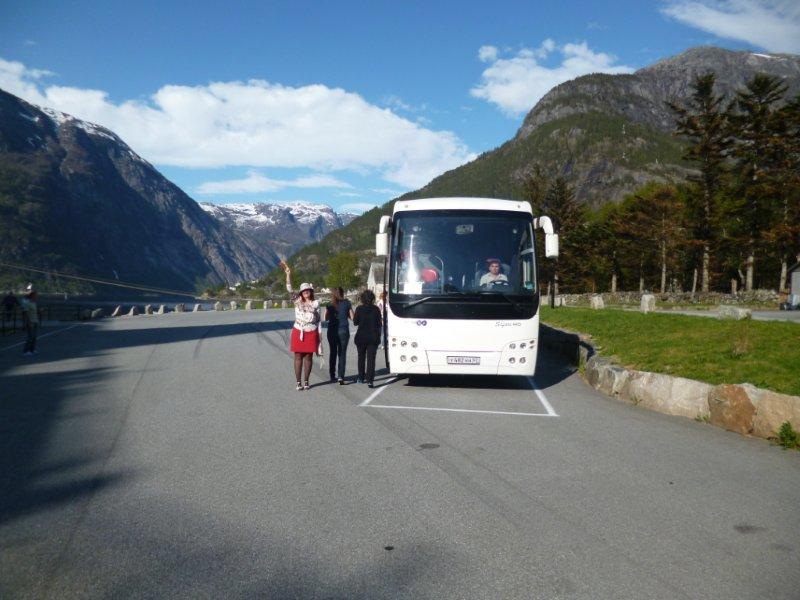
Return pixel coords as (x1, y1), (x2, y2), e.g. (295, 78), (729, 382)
(1, 1), (798, 213)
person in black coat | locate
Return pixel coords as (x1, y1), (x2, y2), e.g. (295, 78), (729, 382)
(353, 289), (382, 387)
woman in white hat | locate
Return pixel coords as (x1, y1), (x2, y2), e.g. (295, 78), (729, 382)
(280, 260), (322, 390)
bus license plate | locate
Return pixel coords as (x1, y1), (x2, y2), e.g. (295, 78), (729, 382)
(447, 356), (480, 365)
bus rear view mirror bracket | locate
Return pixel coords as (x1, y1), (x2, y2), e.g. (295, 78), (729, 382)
(376, 215), (391, 256)
(535, 216), (559, 259)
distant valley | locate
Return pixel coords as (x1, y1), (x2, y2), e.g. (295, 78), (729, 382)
(199, 202), (357, 260)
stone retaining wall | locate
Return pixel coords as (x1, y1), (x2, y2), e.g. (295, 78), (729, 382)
(558, 290), (779, 306)
(539, 323), (800, 442)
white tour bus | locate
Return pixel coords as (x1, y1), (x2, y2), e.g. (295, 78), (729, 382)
(375, 197), (558, 376)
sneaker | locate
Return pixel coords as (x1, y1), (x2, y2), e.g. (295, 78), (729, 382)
(368, 382), (374, 389)
(356, 378), (364, 384)
(338, 379), (345, 385)
(296, 381), (303, 391)
(303, 381), (310, 391)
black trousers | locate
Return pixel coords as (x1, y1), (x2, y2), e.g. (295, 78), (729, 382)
(356, 343), (378, 383)
(327, 328), (349, 380)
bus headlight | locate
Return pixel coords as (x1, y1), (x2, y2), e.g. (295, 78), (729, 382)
(401, 340), (407, 347)
(509, 343), (516, 349)
(520, 342), (526, 349)
(411, 342), (418, 348)
(520, 357), (526, 364)
(400, 355), (407, 362)
(509, 357), (516, 364)
(410, 356), (417, 362)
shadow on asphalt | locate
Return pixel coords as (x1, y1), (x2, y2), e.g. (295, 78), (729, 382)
(0, 319), (295, 537)
(0, 366), (136, 531)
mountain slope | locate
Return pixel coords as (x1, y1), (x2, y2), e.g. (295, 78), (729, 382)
(281, 46), (800, 283)
(200, 201), (358, 259)
(0, 89), (278, 293)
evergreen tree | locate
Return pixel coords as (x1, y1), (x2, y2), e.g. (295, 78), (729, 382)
(669, 73), (732, 292)
(614, 184), (685, 293)
(728, 74), (788, 290)
(768, 93), (800, 292)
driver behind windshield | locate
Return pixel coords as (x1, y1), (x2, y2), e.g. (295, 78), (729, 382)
(479, 258), (507, 287)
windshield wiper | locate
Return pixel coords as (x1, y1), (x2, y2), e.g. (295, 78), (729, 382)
(404, 295), (435, 308)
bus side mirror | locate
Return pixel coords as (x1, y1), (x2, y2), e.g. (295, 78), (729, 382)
(545, 233), (559, 258)
(376, 233), (389, 256)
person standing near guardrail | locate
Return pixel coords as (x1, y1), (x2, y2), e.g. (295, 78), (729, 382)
(2, 290), (19, 321)
(353, 289), (382, 388)
(20, 287), (39, 356)
(280, 260), (322, 391)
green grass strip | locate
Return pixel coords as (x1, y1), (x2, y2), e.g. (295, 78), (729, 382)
(541, 307), (800, 396)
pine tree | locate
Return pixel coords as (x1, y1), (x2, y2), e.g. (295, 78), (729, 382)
(669, 73), (733, 292)
(729, 74), (788, 290)
(769, 94), (800, 292)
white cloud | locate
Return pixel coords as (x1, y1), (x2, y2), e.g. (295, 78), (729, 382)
(339, 202), (378, 214)
(0, 58), (475, 189)
(371, 187), (404, 196)
(662, 0), (800, 53)
(337, 191), (362, 197)
(478, 45), (499, 63)
(196, 171), (352, 194)
(470, 41), (634, 116)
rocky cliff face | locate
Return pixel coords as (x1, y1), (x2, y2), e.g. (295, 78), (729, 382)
(405, 47), (800, 208)
(0, 89), (278, 292)
(518, 47), (800, 138)
(200, 202), (358, 259)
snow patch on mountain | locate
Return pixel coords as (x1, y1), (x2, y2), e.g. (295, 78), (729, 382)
(199, 201), (356, 257)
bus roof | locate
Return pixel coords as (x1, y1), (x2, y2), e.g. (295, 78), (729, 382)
(392, 197), (532, 215)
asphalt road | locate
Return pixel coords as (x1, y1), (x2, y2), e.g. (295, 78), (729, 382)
(1, 309), (798, 599)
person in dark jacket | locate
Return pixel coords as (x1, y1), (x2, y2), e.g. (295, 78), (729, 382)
(324, 287), (353, 384)
(353, 289), (382, 387)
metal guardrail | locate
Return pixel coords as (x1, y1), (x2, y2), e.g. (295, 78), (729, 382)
(1, 307), (22, 336)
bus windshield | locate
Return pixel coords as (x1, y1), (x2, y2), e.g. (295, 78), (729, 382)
(390, 210), (536, 297)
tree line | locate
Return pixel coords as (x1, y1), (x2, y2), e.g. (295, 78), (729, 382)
(527, 72), (800, 295)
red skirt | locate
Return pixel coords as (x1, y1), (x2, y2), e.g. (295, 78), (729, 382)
(290, 328), (319, 353)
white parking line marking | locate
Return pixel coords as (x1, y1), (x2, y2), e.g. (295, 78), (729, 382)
(528, 377), (558, 417)
(366, 405), (556, 417)
(359, 377), (398, 406)
(1, 323), (82, 352)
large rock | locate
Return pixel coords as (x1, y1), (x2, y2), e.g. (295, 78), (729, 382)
(156, 304), (166, 315)
(111, 305), (123, 317)
(229, 300), (238, 310)
(127, 306), (139, 316)
(718, 305), (751, 320)
(640, 294), (656, 313)
(589, 295), (605, 310)
(708, 384), (757, 434)
(585, 356), (634, 399)
(174, 303), (186, 313)
(245, 300), (253, 310)
(620, 371), (711, 419)
(144, 304), (154, 315)
(214, 301), (223, 311)
(193, 303), (203, 312)
(91, 308), (104, 319)
(748, 387), (800, 439)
